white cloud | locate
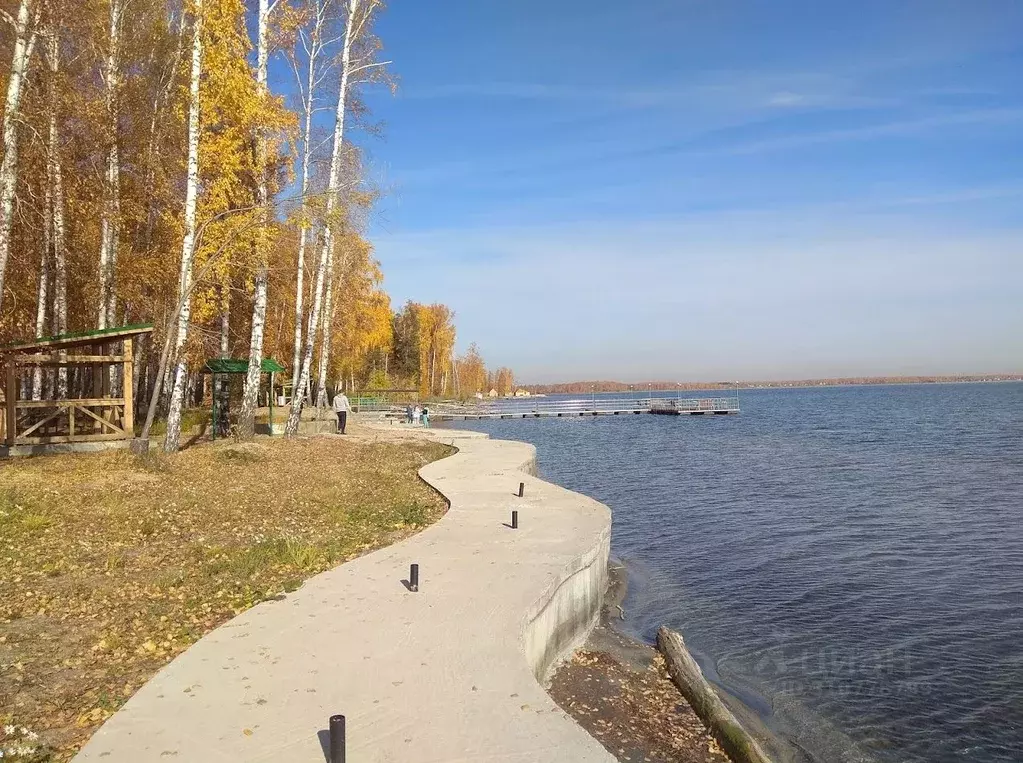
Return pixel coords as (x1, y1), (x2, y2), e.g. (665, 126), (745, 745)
(768, 91), (806, 107)
(705, 108), (1023, 156)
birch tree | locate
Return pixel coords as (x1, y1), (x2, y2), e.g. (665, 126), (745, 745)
(0, 0), (39, 312)
(286, 0), (358, 434)
(97, 0), (123, 328)
(286, 0), (390, 434)
(313, 230), (337, 408)
(287, 0), (337, 390)
(164, 0), (204, 453)
(163, 0), (290, 448)
(234, 0), (298, 435)
(46, 21), (67, 395)
(237, 0), (275, 436)
(32, 169), (50, 397)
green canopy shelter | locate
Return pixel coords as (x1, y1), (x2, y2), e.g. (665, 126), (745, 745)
(202, 357), (286, 439)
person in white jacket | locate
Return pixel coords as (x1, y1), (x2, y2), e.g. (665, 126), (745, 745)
(332, 391), (350, 434)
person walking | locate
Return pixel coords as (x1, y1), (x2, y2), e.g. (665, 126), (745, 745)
(421, 406), (430, 428)
(413, 405), (422, 426)
(405, 404), (414, 425)
(332, 389), (350, 434)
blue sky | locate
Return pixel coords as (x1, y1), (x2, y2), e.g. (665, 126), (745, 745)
(353, 0), (1023, 382)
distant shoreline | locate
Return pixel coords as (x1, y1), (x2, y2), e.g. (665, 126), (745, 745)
(524, 375), (1022, 394)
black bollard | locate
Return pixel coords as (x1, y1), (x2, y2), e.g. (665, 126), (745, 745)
(329, 714), (346, 763)
(511, 510), (518, 529)
(518, 482), (525, 497)
(410, 563), (419, 592)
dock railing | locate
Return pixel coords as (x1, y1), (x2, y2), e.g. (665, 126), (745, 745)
(649, 397), (739, 413)
(435, 396), (738, 417)
(434, 397), (652, 417)
(357, 395), (740, 419)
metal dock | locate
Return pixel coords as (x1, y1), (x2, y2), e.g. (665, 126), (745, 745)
(648, 397), (739, 416)
(371, 396), (739, 421)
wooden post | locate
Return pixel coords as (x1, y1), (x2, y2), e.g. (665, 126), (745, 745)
(69, 401), (75, 438)
(123, 336), (134, 436)
(92, 344), (102, 399)
(211, 373), (217, 442)
(268, 371), (274, 436)
(5, 360), (16, 446)
(91, 343), (102, 435)
(102, 342), (112, 427)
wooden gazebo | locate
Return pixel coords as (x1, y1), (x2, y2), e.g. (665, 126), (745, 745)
(0, 323), (152, 451)
(202, 356), (286, 438)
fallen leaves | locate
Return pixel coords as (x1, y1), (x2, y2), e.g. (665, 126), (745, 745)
(549, 649), (730, 763)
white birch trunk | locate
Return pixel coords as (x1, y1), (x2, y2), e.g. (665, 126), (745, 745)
(285, 0), (359, 434)
(164, 0), (203, 453)
(41, 18), (67, 398)
(290, 1), (325, 389)
(32, 176), (51, 399)
(0, 0), (37, 312)
(291, 215), (309, 390)
(216, 288), (229, 430)
(287, 227), (328, 433)
(292, 227), (309, 390)
(238, 0), (271, 435)
(290, 100), (315, 392)
(316, 242), (350, 407)
(314, 239), (335, 409)
(219, 291), (230, 361)
(46, 21), (67, 397)
(97, 0), (121, 328)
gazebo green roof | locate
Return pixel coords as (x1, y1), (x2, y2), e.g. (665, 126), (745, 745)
(0, 323), (154, 353)
(203, 358), (286, 374)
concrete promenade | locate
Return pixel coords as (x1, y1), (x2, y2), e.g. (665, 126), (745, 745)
(74, 428), (616, 762)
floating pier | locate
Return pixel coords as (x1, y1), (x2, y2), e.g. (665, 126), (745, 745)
(648, 397), (739, 416)
(376, 396), (740, 422)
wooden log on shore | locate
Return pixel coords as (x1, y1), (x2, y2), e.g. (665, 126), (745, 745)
(656, 626), (774, 763)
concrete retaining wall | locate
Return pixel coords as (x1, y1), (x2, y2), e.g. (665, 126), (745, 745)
(524, 526), (611, 681)
(420, 434), (612, 684)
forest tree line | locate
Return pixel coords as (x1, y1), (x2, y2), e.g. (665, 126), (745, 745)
(354, 300), (517, 400)
(0, 0), (514, 450)
(522, 375), (1018, 394)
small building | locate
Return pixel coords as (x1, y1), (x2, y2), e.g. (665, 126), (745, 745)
(514, 388), (531, 397)
(1, 323), (153, 456)
(487, 388), (498, 398)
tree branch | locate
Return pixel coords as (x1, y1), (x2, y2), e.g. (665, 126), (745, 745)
(347, 59), (391, 76)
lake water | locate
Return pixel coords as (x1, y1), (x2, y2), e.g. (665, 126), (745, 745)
(448, 383), (1023, 763)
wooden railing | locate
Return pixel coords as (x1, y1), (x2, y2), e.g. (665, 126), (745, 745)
(9, 399), (129, 444)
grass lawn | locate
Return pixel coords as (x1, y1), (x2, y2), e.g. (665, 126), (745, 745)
(0, 435), (451, 761)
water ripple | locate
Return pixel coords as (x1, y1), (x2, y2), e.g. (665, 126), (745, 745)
(451, 383), (1023, 762)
